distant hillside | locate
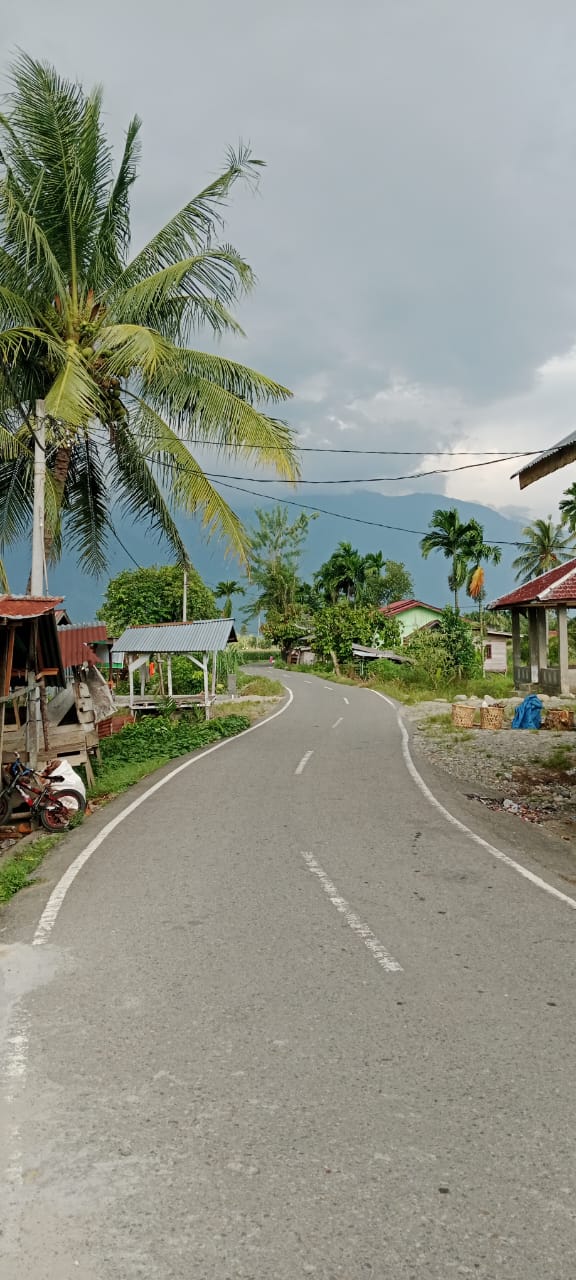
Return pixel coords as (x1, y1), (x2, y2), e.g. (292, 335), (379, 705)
(4, 489), (524, 622)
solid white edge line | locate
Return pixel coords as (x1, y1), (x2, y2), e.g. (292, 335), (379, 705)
(301, 851), (402, 972)
(295, 749), (314, 776)
(332, 717), (343, 729)
(32, 686), (295, 946)
(371, 690), (576, 913)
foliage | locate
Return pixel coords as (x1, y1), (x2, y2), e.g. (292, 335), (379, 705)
(377, 559), (415, 605)
(215, 579), (245, 617)
(97, 563), (214, 634)
(313, 601), (400, 664)
(512, 516), (575, 583)
(98, 710), (249, 766)
(235, 648), (277, 662)
(0, 835), (60, 904)
(314, 544), (414, 606)
(236, 674), (284, 696)
(262, 606), (312, 656)
(420, 508), (501, 610)
(0, 54), (298, 575)
(246, 505), (316, 619)
(438, 606), (481, 678)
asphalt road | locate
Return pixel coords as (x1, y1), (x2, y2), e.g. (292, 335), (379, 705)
(2, 672), (576, 1279)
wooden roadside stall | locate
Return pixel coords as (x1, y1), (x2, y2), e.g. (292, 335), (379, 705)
(112, 619), (238, 720)
(0, 595), (66, 767)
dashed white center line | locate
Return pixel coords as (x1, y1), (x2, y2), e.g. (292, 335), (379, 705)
(295, 750), (314, 776)
(323, 685), (334, 690)
(332, 716), (343, 729)
(301, 852), (402, 973)
(304, 679), (313, 684)
(343, 696), (349, 705)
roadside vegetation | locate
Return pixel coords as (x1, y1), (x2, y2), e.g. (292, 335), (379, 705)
(0, 835), (61, 904)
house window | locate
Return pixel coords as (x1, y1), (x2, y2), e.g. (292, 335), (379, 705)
(484, 644), (492, 659)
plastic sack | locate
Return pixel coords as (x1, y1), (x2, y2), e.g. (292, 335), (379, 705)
(47, 758), (87, 801)
(511, 694), (543, 730)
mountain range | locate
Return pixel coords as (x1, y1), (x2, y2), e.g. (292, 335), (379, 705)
(4, 490), (526, 622)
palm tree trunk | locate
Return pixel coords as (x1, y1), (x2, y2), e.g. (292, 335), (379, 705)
(45, 445), (71, 562)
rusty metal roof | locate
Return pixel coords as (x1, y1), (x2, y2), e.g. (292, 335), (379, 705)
(112, 618), (237, 656)
(58, 623), (111, 669)
(0, 595), (63, 620)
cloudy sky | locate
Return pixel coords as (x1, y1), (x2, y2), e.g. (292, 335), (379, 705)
(5, 0), (576, 520)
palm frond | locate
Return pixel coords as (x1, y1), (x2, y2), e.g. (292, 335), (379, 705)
(97, 323), (176, 378)
(110, 248), (253, 327)
(44, 347), (104, 425)
(106, 423), (189, 565)
(63, 434), (109, 574)
(130, 398), (249, 560)
(115, 144), (264, 289)
(88, 115), (141, 287)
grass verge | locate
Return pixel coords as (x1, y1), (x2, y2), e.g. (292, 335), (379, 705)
(0, 835), (61, 904)
(237, 674), (285, 697)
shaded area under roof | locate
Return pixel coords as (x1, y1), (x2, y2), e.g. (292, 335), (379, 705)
(489, 558), (576, 608)
(112, 618), (238, 656)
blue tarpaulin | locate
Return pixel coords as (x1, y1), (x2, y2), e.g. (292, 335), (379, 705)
(511, 694), (543, 730)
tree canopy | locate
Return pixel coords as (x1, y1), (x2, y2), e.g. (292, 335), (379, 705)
(97, 564), (215, 635)
(0, 54), (299, 576)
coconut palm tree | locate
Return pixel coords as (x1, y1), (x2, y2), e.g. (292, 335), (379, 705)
(464, 522), (502, 671)
(215, 579), (245, 618)
(315, 542), (365, 603)
(0, 54), (298, 577)
(512, 517), (574, 583)
(420, 508), (480, 610)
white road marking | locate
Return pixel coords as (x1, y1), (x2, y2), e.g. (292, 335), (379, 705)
(32, 686), (295, 947)
(343, 696), (350, 705)
(332, 717), (343, 729)
(323, 685), (334, 691)
(371, 690), (576, 913)
(295, 750), (314, 775)
(304, 679), (313, 684)
(301, 851), (402, 973)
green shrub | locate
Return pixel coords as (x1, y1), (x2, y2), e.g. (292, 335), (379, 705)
(98, 712), (250, 767)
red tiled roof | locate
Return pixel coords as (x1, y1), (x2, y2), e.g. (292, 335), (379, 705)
(57, 623), (110, 669)
(380, 598), (444, 617)
(490, 559), (576, 608)
(0, 594), (63, 620)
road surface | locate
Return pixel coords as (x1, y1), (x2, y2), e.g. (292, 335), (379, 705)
(1, 672), (576, 1279)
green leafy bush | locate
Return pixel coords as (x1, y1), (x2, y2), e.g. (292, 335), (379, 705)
(98, 712), (250, 767)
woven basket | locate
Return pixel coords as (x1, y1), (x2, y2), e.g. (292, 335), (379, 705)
(480, 704), (504, 730)
(451, 703), (475, 729)
(544, 708), (574, 731)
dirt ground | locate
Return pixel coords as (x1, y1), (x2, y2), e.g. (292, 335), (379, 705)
(407, 699), (576, 848)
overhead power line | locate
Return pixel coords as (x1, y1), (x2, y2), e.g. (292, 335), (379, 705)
(165, 438), (540, 458)
(202, 454), (523, 484)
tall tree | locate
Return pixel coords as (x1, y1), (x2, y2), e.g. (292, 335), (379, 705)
(315, 542), (365, 603)
(512, 517), (574, 583)
(420, 507), (491, 611)
(464, 521), (502, 670)
(97, 564), (214, 635)
(0, 54), (298, 576)
(214, 579), (245, 618)
(246, 505), (316, 620)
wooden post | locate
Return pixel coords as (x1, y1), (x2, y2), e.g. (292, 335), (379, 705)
(167, 655), (173, 698)
(558, 605), (570, 696)
(211, 651), (217, 697)
(203, 655), (210, 720)
(128, 656), (134, 709)
(511, 610), (521, 684)
(158, 654), (165, 697)
(140, 662), (146, 696)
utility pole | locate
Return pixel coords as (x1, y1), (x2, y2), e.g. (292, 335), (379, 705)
(30, 399), (46, 596)
(182, 568), (188, 623)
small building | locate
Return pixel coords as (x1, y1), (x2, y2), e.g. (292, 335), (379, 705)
(112, 618), (238, 718)
(481, 627), (512, 675)
(287, 641), (316, 666)
(490, 559), (576, 694)
(379, 598), (444, 640)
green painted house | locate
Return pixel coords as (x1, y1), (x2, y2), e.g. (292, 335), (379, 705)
(380, 598), (444, 640)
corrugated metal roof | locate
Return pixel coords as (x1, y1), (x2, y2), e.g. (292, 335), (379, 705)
(112, 618), (238, 656)
(0, 594), (64, 620)
(514, 430), (576, 489)
(58, 623), (111, 669)
(489, 558), (576, 608)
